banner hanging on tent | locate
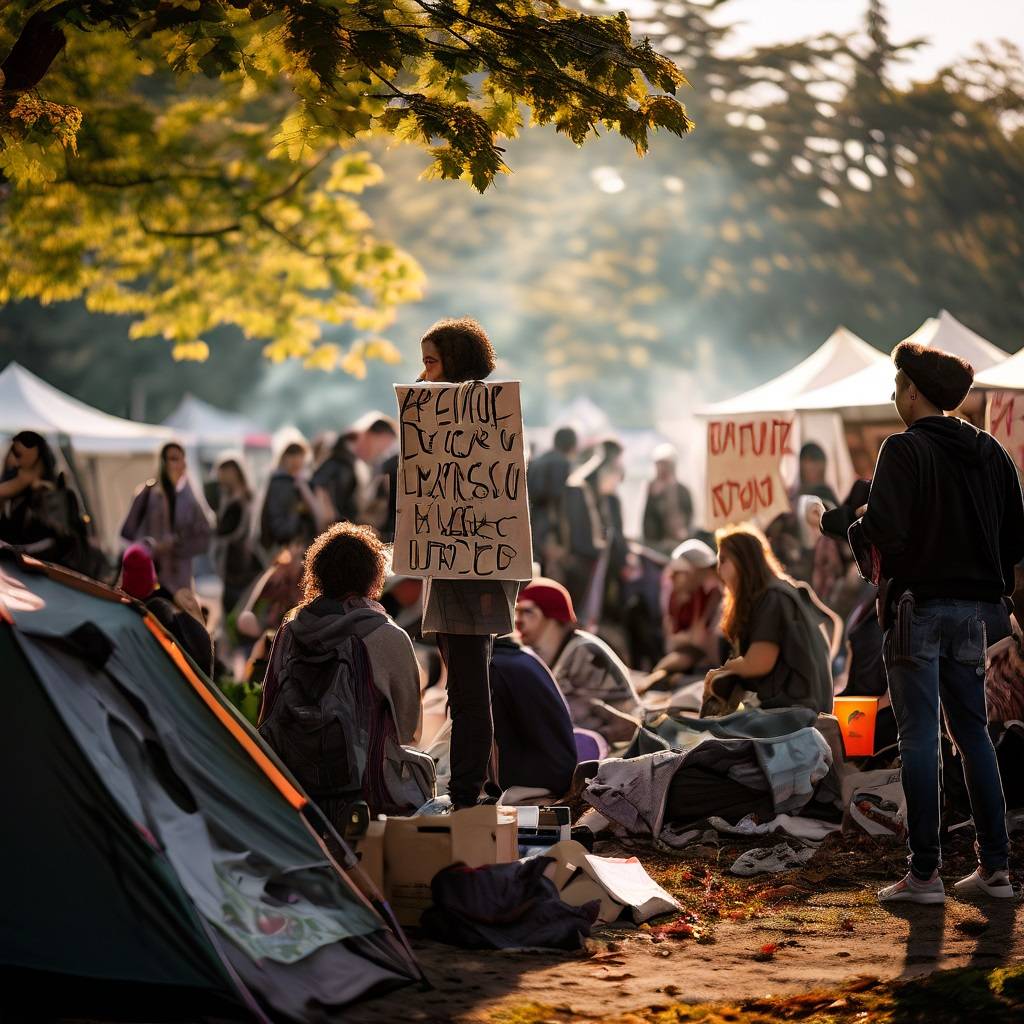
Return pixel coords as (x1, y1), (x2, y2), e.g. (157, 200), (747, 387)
(392, 380), (533, 580)
(987, 391), (1024, 479)
(705, 414), (795, 530)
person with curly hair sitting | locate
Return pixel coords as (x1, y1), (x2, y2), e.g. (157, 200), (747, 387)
(258, 523), (428, 821)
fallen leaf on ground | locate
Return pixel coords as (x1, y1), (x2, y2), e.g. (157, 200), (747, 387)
(650, 920), (696, 940)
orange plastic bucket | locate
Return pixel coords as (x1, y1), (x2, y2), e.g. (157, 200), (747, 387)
(834, 696), (879, 758)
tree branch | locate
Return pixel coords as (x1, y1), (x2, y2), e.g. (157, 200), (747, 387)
(0, 1), (77, 94)
(138, 216), (241, 238)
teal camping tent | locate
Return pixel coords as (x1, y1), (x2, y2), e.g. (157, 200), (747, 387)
(0, 549), (421, 1021)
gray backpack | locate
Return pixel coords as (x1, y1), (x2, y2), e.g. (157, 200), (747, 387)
(259, 628), (434, 818)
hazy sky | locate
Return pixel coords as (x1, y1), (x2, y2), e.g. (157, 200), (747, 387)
(615, 0), (1024, 85)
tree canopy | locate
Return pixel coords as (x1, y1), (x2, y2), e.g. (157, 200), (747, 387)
(0, 0), (690, 369)
(357, 0), (1024, 422)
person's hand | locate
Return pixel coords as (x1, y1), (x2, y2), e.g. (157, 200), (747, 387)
(804, 498), (825, 530)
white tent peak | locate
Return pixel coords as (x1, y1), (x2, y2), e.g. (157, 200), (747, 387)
(0, 362), (177, 454)
(896, 310), (1007, 372)
(162, 393), (268, 446)
(795, 311), (1010, 418)
(700, 325), (887, 416)
(975, 347), (1024, 392)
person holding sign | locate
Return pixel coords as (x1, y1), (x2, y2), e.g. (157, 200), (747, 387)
(398, 318), (528, 809)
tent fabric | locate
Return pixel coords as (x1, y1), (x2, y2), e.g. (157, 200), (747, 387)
(699, 327), (886, 416)
(0, 624), (245, 1020)
(0, 362), (178, 454)
(0, 552), (420, 1021)
(975, 348), (1024, 392)
(795, 311), (1010, 419)
(163, 393), (270, 449)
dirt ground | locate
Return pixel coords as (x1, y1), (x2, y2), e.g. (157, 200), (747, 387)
(349, 831), (1024, 1023)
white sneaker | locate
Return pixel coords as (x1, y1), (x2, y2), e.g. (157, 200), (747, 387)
(953, 868), (1015, 900)
(878, 871), (945, 904)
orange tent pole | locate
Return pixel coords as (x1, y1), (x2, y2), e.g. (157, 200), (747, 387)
(143, 616), (307, 811)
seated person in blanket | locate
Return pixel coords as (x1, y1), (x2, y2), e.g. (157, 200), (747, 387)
(515, 578), (642, 745)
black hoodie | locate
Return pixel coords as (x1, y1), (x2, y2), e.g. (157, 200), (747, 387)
(860, 416), (1024, 602)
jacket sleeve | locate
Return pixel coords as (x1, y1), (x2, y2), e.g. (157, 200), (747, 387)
(262, 477), (301, 546)
(564, 486), (600, 558)
(999, 451), (1024, 592)
(174, 489), (212, 560)
(377, 623), (423, 745)
(120, 484), (150, 543)
(257, 624), (291, 725)
(860, 434), (916, 560)
(642, 487), (661, 542)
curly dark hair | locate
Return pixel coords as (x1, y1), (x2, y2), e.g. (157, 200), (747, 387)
(302, 522), (388, 603)
(421, 317), (496, 383)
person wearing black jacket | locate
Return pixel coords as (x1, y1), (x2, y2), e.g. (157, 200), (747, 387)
(490, 635), (578, 797)
(861, 340), (1024, 906)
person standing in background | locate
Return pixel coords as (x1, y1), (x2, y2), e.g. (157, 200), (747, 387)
(259, 442), (321, 555)
(212, 456), (261, 620)
(120, 442), (211, 595)
(642, 443), (694, 553)
(528, 426), (578, 580)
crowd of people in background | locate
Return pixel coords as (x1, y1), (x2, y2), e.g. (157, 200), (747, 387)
(4, 322), (1023, 904)
(0, 393), (861, 808)
(0, 400), (881, 775)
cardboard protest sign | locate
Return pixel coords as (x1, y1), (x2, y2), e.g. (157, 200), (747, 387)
(987, 391), (1024, 479)
(392, 380), (533, 580)
(705, 414), (795, 530)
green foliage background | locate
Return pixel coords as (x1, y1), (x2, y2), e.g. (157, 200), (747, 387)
(1, 1), (1022, 430)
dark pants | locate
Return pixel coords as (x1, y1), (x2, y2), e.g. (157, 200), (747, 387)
(439, 633), (495, 809)
(884, 598), (1010, 879)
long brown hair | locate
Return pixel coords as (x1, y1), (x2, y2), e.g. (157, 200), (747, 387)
(716, 523), (788, 651)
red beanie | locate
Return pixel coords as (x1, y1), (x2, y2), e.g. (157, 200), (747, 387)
(518, 577), (577, 624)
(121, 543), (158, 600)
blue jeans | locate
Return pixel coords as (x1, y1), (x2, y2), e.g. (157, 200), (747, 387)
(883, 597), (1010, 879)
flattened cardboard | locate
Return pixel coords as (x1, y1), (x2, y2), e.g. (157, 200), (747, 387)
(393, 380), (533, 580)
(542, 839), (680, 924)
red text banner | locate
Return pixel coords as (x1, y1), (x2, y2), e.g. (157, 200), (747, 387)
(393, 380), (533, 580)
(987, 391), (1024, 480)
(706, 414), (795, 530)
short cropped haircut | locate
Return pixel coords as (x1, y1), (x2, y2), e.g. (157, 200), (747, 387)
(302, 523), (388, 603)
(553, 427), (578, 454)
(421, 317), (496, 383)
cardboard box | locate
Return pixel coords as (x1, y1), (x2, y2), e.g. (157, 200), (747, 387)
(351, 820), (385, 899)
(383, 804), (518, 926)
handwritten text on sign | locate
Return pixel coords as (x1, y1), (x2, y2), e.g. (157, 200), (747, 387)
(987, 391), (1024, 480)
(393, 381), (533, 580)
(706, 415), (795, 529)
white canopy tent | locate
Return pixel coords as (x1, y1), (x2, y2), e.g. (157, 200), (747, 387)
(975, 348), (1024, 392)
(697, 327), (888, 508)
(795, 311), (1010, 420)
(0, 362), (180, 553)
(163, 394), (271, 451)
(700, 327), (887, 416)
